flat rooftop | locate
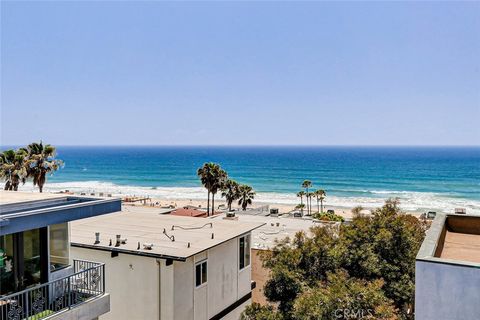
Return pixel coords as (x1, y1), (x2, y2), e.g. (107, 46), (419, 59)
(0, 190), (66, 205)
(441, 231), (480, 263)
(0, 191), (121, 235)
(70, 206), (264, 261)
(417, 213), (480, 265)
(210, 213), (327, 250)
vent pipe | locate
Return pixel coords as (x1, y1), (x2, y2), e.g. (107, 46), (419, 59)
(94, 232), (100, 244)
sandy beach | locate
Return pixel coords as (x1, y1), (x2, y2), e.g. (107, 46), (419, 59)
(121, 195), (423, 219)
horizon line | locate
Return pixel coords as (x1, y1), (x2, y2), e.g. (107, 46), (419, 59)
(1, 144), (480, 148)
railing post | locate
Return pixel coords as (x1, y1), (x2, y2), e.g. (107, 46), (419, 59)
(67, 276), (71, 309)
(102, 264), (105, 293)
(25, 291), (29, 318)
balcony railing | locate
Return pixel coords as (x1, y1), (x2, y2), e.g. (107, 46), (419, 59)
(0, 259), (105, 320)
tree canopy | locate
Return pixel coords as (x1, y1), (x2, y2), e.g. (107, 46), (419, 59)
(245, 199), (426, 320)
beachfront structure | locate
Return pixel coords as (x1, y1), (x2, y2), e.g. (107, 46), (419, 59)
(0, 191), (121, 320)
(170, 207), (208, 218)
(69, 206), (264, 320)
(415, 213), (480, 320)
(211, 213), (331, 305)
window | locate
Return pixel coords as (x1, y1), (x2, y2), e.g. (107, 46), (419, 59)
(50, 223), (70, 270)
(239, 234), (250, 270)
(0, 234), (15, 295)
(195, 260), (207, 287)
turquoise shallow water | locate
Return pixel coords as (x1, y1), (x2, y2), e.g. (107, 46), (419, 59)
(3, 146), (480, 213)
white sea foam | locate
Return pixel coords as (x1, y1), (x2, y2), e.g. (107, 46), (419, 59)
(18, 180), (480, 215)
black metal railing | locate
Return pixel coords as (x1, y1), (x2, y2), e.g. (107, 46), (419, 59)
(0, 259), (105, 320)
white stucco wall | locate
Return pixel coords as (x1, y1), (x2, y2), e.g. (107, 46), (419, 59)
(71, 247), (160, 320)
(205, 237), (240, 318)
(71, 233), (252, 320)
(174, 257), (194, 320)
(160, 259), (175, 320)
(174, 236), (252, 320)
(415, 260), (480, 320)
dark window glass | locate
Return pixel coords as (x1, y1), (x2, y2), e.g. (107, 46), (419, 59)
(23, 229), (41, 288)
(245, 235), (251, 267)
(0, 234), (15, 295)
(195, 263), (201, 287)
(239, 237), (245, 269)
(201, 261), (207, 284)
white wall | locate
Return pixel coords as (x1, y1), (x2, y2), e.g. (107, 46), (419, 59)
(415, 260), (480, 320)
(71, 233), (253, 320)
(160, 259), (174, 320)
(71, 247), (160, 320)
(205, 237), (240, 318)
(173, 236), (252, 320)
(173, 257), (194, 320)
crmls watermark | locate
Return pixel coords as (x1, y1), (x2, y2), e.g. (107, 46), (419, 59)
(333, 308), (374, 319)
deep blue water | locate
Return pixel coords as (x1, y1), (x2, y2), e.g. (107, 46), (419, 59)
(52, 146), (479, 197)
(2, 146), (479, 212)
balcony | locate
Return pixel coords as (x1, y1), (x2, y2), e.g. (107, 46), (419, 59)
(1, 259), (108, 320)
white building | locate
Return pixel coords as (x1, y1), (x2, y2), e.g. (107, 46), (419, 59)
(211, 213), (334, 305)
(69, 206), (264, 320)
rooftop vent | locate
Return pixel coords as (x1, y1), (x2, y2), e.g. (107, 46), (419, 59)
(94, 232), (100, 244)
(143, 243), (153, 250)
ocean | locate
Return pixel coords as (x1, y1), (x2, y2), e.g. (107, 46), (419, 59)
(5, 146), (480, 214)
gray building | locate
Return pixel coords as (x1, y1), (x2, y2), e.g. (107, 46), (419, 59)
(415, 213), (480, 320)
(0, 191), (121, 320)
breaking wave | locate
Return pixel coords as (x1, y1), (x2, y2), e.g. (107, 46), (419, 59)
(17, 180), (480, 215)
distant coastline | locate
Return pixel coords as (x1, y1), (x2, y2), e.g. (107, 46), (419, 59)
(4, 146), (479, 215)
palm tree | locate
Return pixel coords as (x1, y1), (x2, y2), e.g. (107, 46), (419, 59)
(197, 163), (215, 215)
(313, 189), (326, 213)
(296, 191), (305, 214)
(221, 179), (240, 211)
(302, 180), (312, 215)
(0, 149), (28, 191)
(210, 166), (227, 215)
(25, 142), (63, 193)
(237, 184), (255, 211)
(307, 192), (314, 214)
(197, 163), (227, 216)
(295, 203), (305, 211)
(317, 189), (326, 213)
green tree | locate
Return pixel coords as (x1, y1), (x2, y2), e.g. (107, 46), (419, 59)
(241, 303), (282, 320)
(221, 179), (239, 211)
(0, 149), (28, 191)
(253, 199), (425, 320)
(25, 142), (63, 192)
(296, 191), (305, 214)
(293, 270), (398, 320)
(313, 211), (344, 222)
(301, 180), (312, 215)
(314, 189), (326, 213)
(337, 198), (425, 318)
(237, 184), (255, 210)
(197, 163), (216, 215)
(295, 203), (305, 211)
(197, 163), (227, 216)
(352, 205), (364, 217)
(210, 166), (227, 215)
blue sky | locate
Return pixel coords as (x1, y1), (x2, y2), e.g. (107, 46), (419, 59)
(1, 1), (479, 146)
